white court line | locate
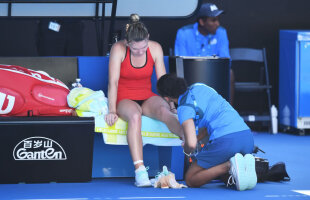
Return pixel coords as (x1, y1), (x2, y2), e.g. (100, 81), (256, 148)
(265, 195), (305, 198)
(265, 195), (281, 198)
(15, 198), (89, 200)
(265, 190), (310, 198)
(118, 197), (186, 199)
(293, 190), (310, 196)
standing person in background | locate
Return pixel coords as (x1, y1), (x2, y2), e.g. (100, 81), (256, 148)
(105, 14), (184, 187)
(157, 74), (257, 190)
(174, 3), (234, 104)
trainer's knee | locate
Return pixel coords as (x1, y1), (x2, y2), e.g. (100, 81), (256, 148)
(185, 175), (201, 188)
(185, 173), (193, 187)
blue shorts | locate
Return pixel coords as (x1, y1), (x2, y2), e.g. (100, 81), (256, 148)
(196, 129), (254, 169)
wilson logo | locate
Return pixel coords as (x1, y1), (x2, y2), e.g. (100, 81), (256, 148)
(0, 92), (15, 114)
(13, 137), (67, 160)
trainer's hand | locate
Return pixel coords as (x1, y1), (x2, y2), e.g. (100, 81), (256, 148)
(105, 112), (118, 126)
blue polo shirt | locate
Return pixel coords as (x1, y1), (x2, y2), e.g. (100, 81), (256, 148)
(174, 23), (230, 58)
(177, 83), (249, 140)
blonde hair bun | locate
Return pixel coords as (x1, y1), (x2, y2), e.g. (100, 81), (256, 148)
(125, 13), (148, 42)
(130, 14), (140, 23)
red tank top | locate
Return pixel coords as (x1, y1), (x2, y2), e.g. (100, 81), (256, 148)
(117, 47), (157, 104)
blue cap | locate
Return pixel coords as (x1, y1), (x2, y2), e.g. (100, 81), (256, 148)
(197, 3), (224, 18)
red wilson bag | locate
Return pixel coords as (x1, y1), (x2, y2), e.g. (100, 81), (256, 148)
(0, 64), (74, 116)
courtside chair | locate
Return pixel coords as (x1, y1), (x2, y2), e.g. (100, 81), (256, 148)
(230, 48), (272, 132)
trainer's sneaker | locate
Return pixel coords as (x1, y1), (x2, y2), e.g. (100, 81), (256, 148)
(229, 153), (247, 191)
(135, 165), (152, 187)
(244, 154), (257, 190)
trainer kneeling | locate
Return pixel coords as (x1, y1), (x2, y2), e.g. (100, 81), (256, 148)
(157, 74), (257, 191)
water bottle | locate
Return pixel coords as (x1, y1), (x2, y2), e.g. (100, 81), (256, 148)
(282, 105), (290, 126)
(271, 105), (278, 134)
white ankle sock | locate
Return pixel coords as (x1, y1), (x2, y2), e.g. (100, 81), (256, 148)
(133, 160), (143, 165)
